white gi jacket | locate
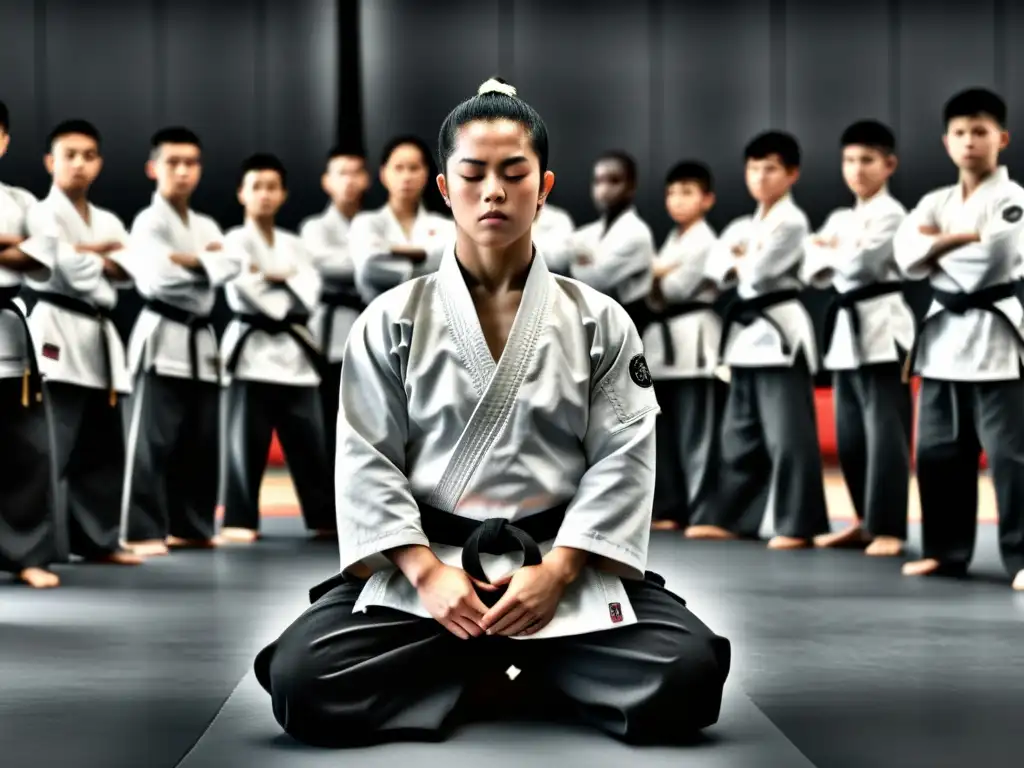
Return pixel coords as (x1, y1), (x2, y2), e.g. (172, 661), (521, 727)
(642, 219), (721, 379)
(349, 204), (454, 303)
(300, 203), (361, 363)
(570, 206), (656, 306)
(705, 194), (819, 372)
(894, 166), (1024, 381)
(803, 188), (915, 370)
(336, 244), (661, 640)
(533, 203), (576, 275)
(23, 186), (133, 393)
(121, 193), (241, 384)
(0, 183), (47, 382)
(221, 221), (323, 387)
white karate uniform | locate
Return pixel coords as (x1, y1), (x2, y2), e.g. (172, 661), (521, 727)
(299, 203), (360, 363)
(894, 165), (1024, 381)
(221, 221), (323, 387)
(569, 206), (656, 306)
(348, 204), (454, 302)
(705, 194), (818, 371)
(23, 186), (132, 393)
(122, 193), (242, 384)
(803, 188), (914, 370)
(0, 183), (43, 381)
(336, 244), (661, 640)
(642, 219), (721, 379)
(533, 203), (576, 274)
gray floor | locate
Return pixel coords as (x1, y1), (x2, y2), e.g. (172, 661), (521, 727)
(1, 518), (1021, 768)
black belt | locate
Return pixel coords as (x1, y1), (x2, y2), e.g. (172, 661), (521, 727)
(33, 290), (118, 406)
(0, 285), (43, 407)
(226, 312), (325, 377)
(718, 288), (801, 359)
(646, 300), (716, 368)
(144, 299), (217, 383)
(902, 281), (1024, 383)
(319, 283), (366, 357)
(822, 281), (907, 358)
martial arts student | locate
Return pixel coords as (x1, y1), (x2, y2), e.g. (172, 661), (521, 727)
(349, 135), (453, 302)
(569, 151), (656, 328)
(533, 200), (575, 275)
(805, 121), (914, 557)
(119, 127), (242, 557)
(254, 78), (731, 747)
(24, 120), (141, 566)
(685, 131), (829, 549)
(299, 146), (369, 466)
(893, 88), (1024, 591)
(642, 160), (723, 531)
(0, 101), (59, 588)
(219, 153), (334, 544)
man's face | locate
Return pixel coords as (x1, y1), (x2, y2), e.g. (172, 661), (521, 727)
(47, 133), (102, 193)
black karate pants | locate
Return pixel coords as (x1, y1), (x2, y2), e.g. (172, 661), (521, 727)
(222, 380), (334, 532)
(121, 371), (220, 542)
(0, 379), (56, 573)
(652, 377), (726, 526)
(694, 357), (830, 539)
(44, 381), (125, 559)
(916, 377), (1024, 578)
(254, 575), (731, 747)
(319, 360), (342, 467)
(833, 364), (912, 539)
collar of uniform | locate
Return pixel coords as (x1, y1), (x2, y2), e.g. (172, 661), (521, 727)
(324, 201), (354, 228)
(243, 216), (278, 250)
(151, 191), (194, 229)
(957, 165), (1009, 201)
(673, 217), (712, 247)
(754, 193), (794, 224)
(383, 202), (427, 237)
(854, 184), (891, 211)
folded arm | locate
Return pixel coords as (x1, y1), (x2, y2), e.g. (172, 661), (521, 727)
(570, 232), (655, 292)
(735, 218), (807, 292)
(300, 218), (356, 281)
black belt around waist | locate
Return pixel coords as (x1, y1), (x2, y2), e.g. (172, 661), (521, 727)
(320, 286), (366, 357)
(821, 281), (908, 357)
(902, 280), (1024, 383)
(33, 290), (118, 406)
(0, 286), (42, 407)
(144, 299), (217, 383)
(718, 288), (801, 359)
(645, 300), (717, 368)
(227, 311), (325, 378)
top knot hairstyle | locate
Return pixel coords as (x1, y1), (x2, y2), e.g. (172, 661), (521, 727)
(437, 77), (550, 175)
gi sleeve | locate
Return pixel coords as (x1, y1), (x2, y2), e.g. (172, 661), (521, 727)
(283, 242), (323, 313)
(100, 214), (134, 289)
(122, 212), (204, 298)
(659, 240), (717, 302)
(736, 217), (808, 292)
(703, 217), (748, 287)
(935, 188), (1024, 292)
(300, 217), (355, 281)
(800, 212), (842, 287)
(534, 210), (576, 274)
(194, 222), (243, 288)
(832, 209), (905, 284)
(893, 192), (943, 279)
(569, 229), (655, 293)
(335, 307), (428, 574)
(350, 212), (414, 297)
(553, 302), (659, 578)
(24, 204), (104, 293)
(411, 217), (453, 277)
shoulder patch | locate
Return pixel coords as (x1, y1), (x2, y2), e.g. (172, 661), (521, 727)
(628, 354), (653, 388)
(1003, 205), (1023, 223)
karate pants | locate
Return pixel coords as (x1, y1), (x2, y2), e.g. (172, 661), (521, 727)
(319, 360), (342, 467)
(833, 363), (912, 539)
(694, 356), (830, 539)
(0, 379), (57, 573)
(44, 381), (126, 559)
(221, 379), (334, 532)
(652, 377), (725, 525)
(254, 575), (732, 747)
(121, 371), (220, 543)
(916, 377), (1024, 578)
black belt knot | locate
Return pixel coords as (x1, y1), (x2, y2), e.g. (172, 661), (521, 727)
(0, 286), (42, 407)
(718, 288), (801, 359)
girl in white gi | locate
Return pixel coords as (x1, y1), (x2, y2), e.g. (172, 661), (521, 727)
(0, 101), (59, 587)
(894, 89), (1024, 591)
(253, 77), (730, 747)
(348, 136), (453, 302)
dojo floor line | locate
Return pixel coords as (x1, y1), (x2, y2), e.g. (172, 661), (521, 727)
(173, 668), (253, 768)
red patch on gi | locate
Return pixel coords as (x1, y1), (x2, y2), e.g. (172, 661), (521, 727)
(42, 343), (60, 360)
(608, 602), (623, 623)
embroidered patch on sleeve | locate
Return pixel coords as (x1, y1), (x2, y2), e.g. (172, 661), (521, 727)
(1003, 205), (1023, 223)
(628, 354), (653, 388)
(608, 602), (623, 623)
(42, 343), (60, 361)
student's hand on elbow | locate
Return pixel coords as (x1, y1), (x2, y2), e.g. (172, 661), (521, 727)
(170, 253), (201, 269)
(415, 562), (497, 640)
(918, 224), (941, 236)
(205, 242), (223, 252)
(479, 562), (570, 637)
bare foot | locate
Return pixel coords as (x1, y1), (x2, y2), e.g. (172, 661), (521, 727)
(1012, 570), (1024, 591)
(767, 535), (811, 550)
(865, 536), (903, 557)
(651, 519), (680, 531)
(684, 525), (738, 540)
(19, 567), (60, 588)
(89, 551), (145, 565)
(125, 540), (169, 556)
(902, 558), (941, 576)
(166, 536), (219, 549)
(814, 525), (868, 549)
(217, 527), (259, 544)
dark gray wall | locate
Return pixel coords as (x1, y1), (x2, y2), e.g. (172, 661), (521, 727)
(359, 0), (1021, 243)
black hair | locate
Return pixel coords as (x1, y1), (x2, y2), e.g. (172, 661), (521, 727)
(47, 119), (101, 150)
(840, 120), (897, 155)
(437, 77), (549, 175)
(381, 134), (432, 169)
(665, 160), (714, 194)
(744, 130), (801, 169)
(596, 149), (637, 186)
(327, 144), (366, 165)
(0, 101), (8, 133)
(150, 126), (202, 159)
(943, 88), (1007, 129)
(238, 152), (288, 190)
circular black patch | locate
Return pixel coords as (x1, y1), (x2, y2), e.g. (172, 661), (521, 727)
(629, 354), (653, 388)
(1003, 205), (1023, 223)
